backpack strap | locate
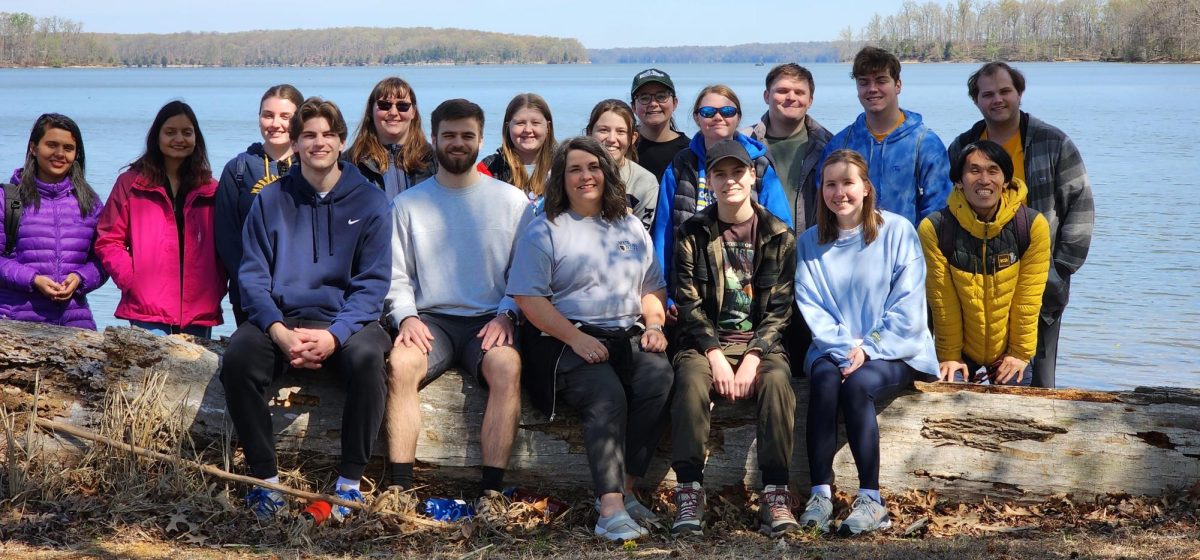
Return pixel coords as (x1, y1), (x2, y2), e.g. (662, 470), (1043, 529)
(933, 207), (956, 264)
(912, 126), (928, 199)
(1014, 204), (1034, 257)
(3, 183), (22, 256)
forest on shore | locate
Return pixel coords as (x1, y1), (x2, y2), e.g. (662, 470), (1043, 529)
(2, 0), (1197, 68)
(0, 14), (587, 67)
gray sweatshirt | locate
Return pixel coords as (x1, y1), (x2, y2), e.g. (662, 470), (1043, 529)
(385, 174), (533, 325)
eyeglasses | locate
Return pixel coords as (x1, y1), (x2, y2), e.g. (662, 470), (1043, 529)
(696, 106), (739, 119)
(375, 100), (413, 112)
(634, 92), (673, 105)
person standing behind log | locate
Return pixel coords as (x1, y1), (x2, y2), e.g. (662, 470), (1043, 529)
(946, 62), (1095, 388)
(215, 84), (304, 325)
(585, 99), (658, 231)
(794, 149), (938, 536)
(919, 141), (1050, 386)
(385, 99), (530, 518)
(220, 97), (393, 523)
(630, 68), (690, 182)
(1, 113), (107, 329)
(668, 139), (798, 538)
(345, 76), (436, 200)
(478, 93), (556, 200)
(94, 101), (225, 338)
(509, 136), (672, 542)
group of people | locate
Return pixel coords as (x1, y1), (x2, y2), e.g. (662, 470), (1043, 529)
(0, 46), (1093, 541)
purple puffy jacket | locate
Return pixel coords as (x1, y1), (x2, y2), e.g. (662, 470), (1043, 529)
(0, 169), (107, 329)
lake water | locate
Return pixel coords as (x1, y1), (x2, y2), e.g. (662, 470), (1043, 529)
(0, 63), (1197, 391)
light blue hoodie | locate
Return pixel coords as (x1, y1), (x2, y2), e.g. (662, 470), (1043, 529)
(794, 210), (938, 377)
(819, 109), (952, 225)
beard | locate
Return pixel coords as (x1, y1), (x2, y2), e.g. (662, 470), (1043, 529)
(435, 144), (479, 175)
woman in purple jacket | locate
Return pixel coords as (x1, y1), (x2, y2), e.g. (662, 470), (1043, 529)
(0, 113), (106, 329)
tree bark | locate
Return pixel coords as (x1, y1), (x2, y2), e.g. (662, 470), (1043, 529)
(1, 320), (1196, 502)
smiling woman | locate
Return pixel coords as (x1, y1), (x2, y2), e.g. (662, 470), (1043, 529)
(93, 100), (226, 338)
(345, 77), (436, 201)
(479, 93), (557, 198)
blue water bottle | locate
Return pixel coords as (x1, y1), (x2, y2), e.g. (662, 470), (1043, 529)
(420, 497), (476, 521)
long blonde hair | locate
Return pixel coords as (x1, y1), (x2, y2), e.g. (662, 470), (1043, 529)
(500, 93), (556, 195)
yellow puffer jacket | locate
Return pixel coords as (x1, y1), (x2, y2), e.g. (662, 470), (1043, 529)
(917, 179), (1051, 365)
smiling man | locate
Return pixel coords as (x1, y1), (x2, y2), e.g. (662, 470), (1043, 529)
(819, 47), (952, 226)
(744, 63), (832, 230)
(946, 62), (1094, 389)
(220, 97), (393, 523)
(384, 98), (532, 518)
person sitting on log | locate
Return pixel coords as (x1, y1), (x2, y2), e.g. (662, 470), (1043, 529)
(794, 149), (938, 536)
(919, 140), (1050, 386)
(384, 99), (532, 518)
(669, 139), (799, 538)
(1, 113), (107, 329)
(508, 136), (672, 542)
(219, 97), (393, 523)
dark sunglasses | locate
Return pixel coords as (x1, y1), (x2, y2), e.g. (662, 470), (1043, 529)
(696, 105), (738, 119)
(375, 100), (413, 112)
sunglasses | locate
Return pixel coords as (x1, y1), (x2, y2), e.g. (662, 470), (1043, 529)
(375, 100), (413, 112)
(696, 105), (738, 119)
(634, 92), (672, 105)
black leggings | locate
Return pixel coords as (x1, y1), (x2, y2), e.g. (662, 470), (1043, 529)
(806, 356), (914, 490)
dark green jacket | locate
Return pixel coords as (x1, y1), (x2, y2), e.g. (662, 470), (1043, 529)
(672, 200), (796, 356)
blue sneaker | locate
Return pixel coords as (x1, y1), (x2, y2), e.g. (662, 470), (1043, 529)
(331, 487), (365, 523)
(245, 487), (286, 521)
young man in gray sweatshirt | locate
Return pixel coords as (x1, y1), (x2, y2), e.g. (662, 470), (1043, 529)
(384, 99), (533, 514)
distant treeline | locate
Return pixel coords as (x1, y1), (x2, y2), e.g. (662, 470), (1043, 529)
(857, 0), (1200, 61)
(0, 13), (587, 67)
(586, 42), (841, 64)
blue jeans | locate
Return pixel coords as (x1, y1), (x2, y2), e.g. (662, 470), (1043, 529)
(129, 320), (212, 339)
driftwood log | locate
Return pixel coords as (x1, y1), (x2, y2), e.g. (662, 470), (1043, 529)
(2, 320), (1197, 502)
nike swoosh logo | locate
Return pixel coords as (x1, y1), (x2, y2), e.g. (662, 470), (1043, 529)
(348, 218), (361, 225)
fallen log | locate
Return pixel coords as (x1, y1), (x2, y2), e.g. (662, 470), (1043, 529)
(2, 319), (1197, 502)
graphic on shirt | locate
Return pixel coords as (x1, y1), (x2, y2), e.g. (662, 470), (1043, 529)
(717, 240), (754, 332)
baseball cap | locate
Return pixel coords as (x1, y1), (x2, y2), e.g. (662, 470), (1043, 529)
(631, 68), (675, 96)
(704, 139), (753, 173)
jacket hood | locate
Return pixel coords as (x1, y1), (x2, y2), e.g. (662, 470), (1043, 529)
(290, 161), (372, 205)
(688, 131), (768, 163)
(851, 109), (927, 143)
(947, 177), (1029, 239)
(127, 170), (218, 197)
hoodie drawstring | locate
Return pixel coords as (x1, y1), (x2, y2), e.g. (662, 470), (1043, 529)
(311, 199), (319, 263)
(327, 202), (334, 257)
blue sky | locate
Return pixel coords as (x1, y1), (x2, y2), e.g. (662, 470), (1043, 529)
(4, 0), (909, 48)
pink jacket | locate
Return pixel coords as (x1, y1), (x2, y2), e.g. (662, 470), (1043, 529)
(94, 169), (226, 327)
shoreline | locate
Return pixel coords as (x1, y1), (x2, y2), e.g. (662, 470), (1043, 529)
(4, 59), (1199, 70)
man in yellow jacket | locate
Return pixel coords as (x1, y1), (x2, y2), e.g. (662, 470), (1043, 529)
(918, 140), (1050, 385)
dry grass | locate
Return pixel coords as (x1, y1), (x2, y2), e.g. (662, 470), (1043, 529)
(2, 373), (1198, 559)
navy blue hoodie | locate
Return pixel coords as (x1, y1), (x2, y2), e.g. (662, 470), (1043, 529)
(239, 162), (392, 344)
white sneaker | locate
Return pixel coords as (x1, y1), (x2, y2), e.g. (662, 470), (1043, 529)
(595, 510), (649, 541)
(838, 494), (891, 535)
(798, 493), (833, 533)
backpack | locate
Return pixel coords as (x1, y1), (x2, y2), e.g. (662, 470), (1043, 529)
(2, 183), (21, 256)
(935, 204), (1035, 270)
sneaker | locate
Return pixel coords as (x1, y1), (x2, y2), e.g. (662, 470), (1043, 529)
(475, 489), (511, 524)
(670, 482), (705, 537)
(798, 493), (834, 533)
(624, 494), (659, 523)
(759, 485), (800, 537)
(838, 494), (892, 536)
(330, 487), (365, 524)
(245, 487), (286, 521)
(594, 510), (649, 542)
(593, 494), (659, 524)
